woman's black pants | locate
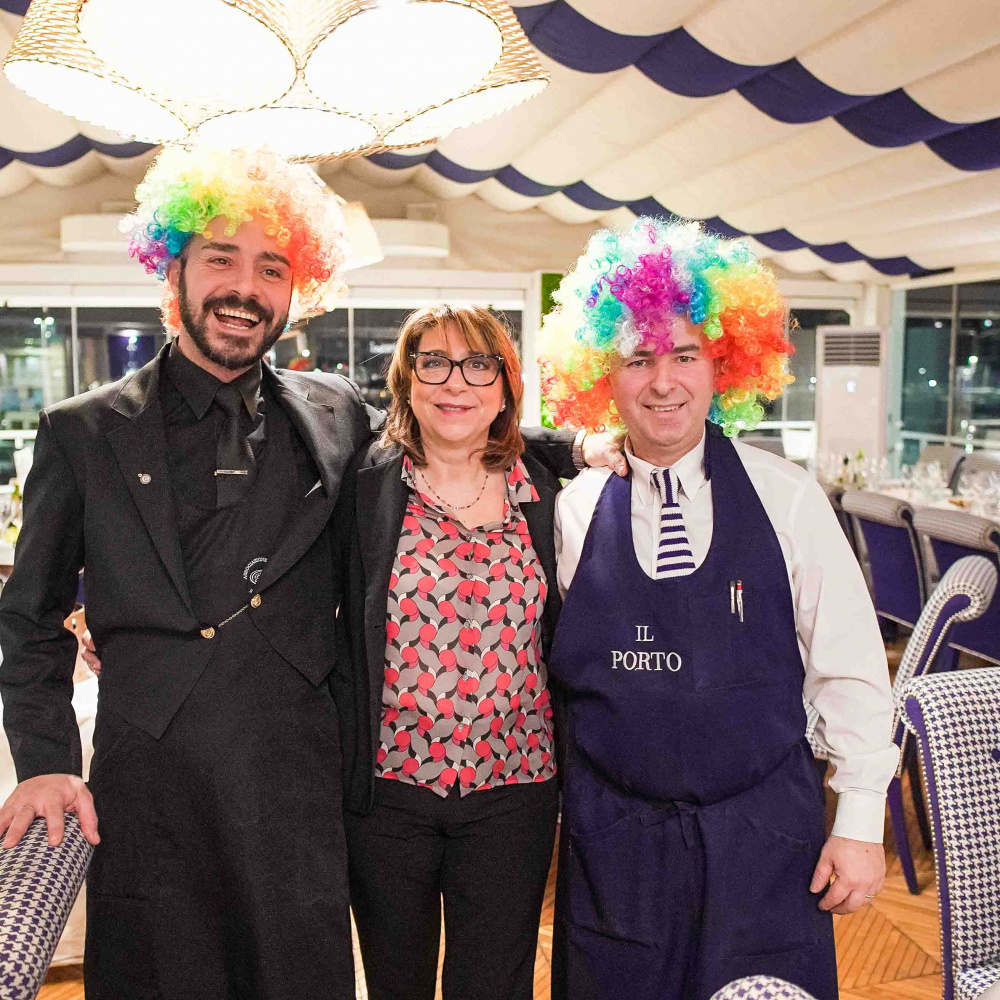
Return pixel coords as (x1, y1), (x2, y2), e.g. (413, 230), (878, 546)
(345, 777), (559, 1000)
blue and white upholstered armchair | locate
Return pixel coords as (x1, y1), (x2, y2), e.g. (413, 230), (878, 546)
(901, 668), (1000, 1000)
(888, 555), (997, 894)
(0, 815), (94, 1000)
(711, 975), (817, 999)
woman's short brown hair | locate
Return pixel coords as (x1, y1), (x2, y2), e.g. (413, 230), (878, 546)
(380, 305), (525, 471)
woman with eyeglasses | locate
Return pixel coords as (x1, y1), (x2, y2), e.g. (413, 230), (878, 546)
(332, 305), (563, 1000)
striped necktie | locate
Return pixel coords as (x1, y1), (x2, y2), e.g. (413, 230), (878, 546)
(651, 468), (696, 579)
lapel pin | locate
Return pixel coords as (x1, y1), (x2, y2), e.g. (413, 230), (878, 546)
(736, 580), (744, 623)
(138, 473), (152, 485)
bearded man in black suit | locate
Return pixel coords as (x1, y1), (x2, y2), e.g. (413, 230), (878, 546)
(0, 145), (395, 999)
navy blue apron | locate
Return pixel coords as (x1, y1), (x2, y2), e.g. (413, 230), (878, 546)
(549, 425), (837, 1000)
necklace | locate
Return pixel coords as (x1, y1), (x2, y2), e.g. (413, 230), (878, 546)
(417, 467), (490, 512)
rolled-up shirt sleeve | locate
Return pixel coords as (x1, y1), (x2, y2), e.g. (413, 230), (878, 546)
(789, 478), (899, 843)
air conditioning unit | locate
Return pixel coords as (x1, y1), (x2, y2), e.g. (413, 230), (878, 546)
(815, 326), (887, 460)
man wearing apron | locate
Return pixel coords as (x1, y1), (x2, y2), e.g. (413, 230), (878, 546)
(540, 218), (898, 999)
(0, 147), (370, 998)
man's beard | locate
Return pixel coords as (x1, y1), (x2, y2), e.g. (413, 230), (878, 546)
(178, 271), (287, 371)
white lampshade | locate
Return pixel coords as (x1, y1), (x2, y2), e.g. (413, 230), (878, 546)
(2, 0), (189, 141)
(191, 105), (379, 159)
(304, 1), (502, 117)
(78, 0), (296, 111)
(340, 201), (386, 271)
(384, 78), (547, 146)
(3, 0), (549, 159)
(4, 59), (187, 141)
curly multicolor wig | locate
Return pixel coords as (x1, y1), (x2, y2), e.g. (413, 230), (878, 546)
(121, 145), (348, 336)
(539, 217), (793, 437)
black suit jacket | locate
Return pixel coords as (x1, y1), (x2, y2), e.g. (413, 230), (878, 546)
(0, 344), (376, 781)
(331, 441), (563, 814)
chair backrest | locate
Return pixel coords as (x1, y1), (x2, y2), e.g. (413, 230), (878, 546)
(0, 815), (94, 1000)
(948, 450), (1000, 493)
(891, 556), (997, 764)
(841, 490), (925, 626)
(819, 481), (856, 551)
(963, 450), (1000, 476)
(711, 975), (817, 999)
(918, 443), (961, 480)
(912, 507), (1000, 664)
(901, 669), (1000, 1000)
(742, 435), (785, 458)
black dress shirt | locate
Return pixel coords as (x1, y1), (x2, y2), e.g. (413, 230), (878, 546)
(161, 342), (266, 510)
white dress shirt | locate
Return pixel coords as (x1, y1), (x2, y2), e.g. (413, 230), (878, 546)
(554, 433), (899, 844)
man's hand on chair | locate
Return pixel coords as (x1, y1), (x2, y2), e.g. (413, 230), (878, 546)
(0, 774), (99, 848)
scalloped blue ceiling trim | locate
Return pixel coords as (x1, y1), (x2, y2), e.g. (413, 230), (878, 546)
(369, 150), (926, 275)
(1, 1), (993, 274)
(0, 135), (154, 170)
(513, 1), (999, 167)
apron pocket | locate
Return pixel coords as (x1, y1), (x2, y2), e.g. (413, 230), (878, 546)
(689, 592), (743, 692)
(566, 810), (664, 946)
(722, 810), (820, 958)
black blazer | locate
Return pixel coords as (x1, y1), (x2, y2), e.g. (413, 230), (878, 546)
(0, 344), (375, 781)
(332, 440), (563, 814)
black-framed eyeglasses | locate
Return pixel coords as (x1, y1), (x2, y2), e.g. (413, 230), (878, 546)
(409, 352), (505, 386)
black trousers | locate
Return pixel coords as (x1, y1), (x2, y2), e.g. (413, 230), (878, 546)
(345, 776), (559, 1000)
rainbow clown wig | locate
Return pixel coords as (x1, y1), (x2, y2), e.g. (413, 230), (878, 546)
(121, 145), (348, 336)
(539, 217), (794, 437)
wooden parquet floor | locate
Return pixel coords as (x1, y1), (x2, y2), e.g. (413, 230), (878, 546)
(35, 771), (943, 1000)
(39, 641), (946, 999)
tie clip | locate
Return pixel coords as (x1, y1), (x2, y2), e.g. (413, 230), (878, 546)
(214, 469), (250, 476)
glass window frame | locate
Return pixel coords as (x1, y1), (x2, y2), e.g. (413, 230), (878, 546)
(900, 277), (1000, 462)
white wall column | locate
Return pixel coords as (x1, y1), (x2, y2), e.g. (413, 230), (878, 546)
(521, 272), (543, 426)
(886, 289), (906, 470)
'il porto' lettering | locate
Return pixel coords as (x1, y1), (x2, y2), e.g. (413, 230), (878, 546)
(611, 647), (682, 672)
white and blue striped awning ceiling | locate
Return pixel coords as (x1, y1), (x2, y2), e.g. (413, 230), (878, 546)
(2, 0), (1000, 282)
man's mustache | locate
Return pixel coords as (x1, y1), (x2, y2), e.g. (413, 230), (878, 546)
(202, 293), (274, 327)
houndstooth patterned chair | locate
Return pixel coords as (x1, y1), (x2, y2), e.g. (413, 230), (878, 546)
(901, 669), (1000, 1000)
(889, 555), (998, 894)
(711, 975), (817, 999)
(0, 815), (94, 1000)
(842, 490), (925, 627)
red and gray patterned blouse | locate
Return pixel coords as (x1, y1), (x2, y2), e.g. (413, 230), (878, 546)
(376, 455), (557, 797)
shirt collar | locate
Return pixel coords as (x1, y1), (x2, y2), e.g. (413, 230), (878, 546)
(625, 432), (708, 507)
(165, 340), (262, 421)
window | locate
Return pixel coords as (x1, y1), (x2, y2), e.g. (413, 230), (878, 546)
(901, 279), (1000, 455)
(0, 301), (526, 483)
(273, 309), (350, 378)
(953, 281), (1000, 448)
(352, 308), (413, 410)
(77, 307), (165, 392)
(0, 306), (72, 484)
